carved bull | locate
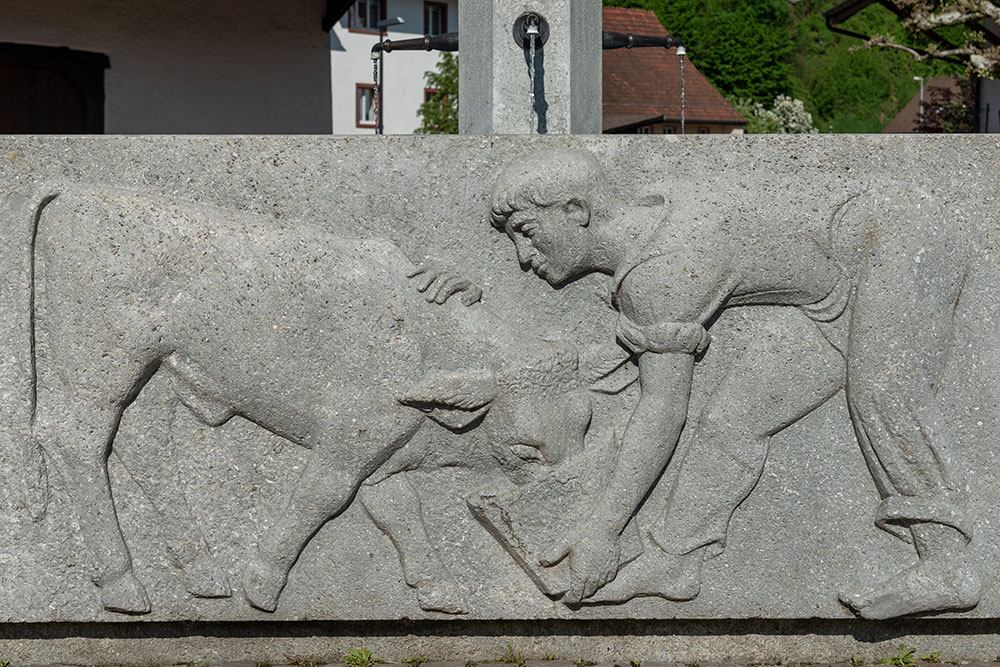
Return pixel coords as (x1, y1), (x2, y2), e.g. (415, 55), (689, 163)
(22, 186), (628, 614)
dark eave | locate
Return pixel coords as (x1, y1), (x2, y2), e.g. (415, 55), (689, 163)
(824, 0), (882, 27)
(605, 115), (745, 133)
(322, 0), (355, 31)
(824, 0), (957, 58)
(823, 0), (1000, 53)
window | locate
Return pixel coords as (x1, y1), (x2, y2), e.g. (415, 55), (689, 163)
(698, 127), (710, 134)
(424, 2), (448, 35)
(357, 84), (377, 127)
(424, 88), (440, 103)
(348, 0), (386, 32)
(637, 126), (652, 134)
(0, 42), (108, 133)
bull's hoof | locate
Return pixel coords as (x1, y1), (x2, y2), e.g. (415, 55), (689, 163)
(840, 561), (981, 619)
(242, 554), (288, 612)
(101, 570), (151, 615)
(416, 580), (469, 615)
(180, 551), (232, 599)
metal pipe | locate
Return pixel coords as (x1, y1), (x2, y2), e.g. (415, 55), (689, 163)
(371, 32), (458, 55)
(602, 30), (683, 50)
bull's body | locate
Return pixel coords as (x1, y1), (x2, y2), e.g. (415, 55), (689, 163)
(29, 187), (594, 614)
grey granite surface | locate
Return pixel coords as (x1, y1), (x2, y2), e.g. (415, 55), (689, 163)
(0, 135), (998, 625)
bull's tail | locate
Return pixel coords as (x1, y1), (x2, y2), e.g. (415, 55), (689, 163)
(24, 189), (60, 522)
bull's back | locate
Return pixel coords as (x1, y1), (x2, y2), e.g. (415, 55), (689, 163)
(34, 186), (496, 431)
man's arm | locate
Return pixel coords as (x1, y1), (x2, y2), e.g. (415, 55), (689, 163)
(542, 352), (694, 604)
(541, 254), (727, 605)
(597, 351), (694, 536)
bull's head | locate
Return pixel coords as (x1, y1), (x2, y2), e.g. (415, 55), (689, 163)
(398, 340), (637, 480)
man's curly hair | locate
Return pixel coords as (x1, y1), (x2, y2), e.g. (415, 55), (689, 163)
(490, 148), (614, 230)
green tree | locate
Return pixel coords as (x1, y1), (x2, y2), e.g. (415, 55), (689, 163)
(650, 0), (795, 104)
(788, 0), (962, 132)
(601, 0), (970, 132)
(416, 52), (458, 134)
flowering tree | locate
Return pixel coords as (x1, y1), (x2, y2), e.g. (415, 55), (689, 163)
(735, 95), (819, 133)
(854, 1), (1000, 76)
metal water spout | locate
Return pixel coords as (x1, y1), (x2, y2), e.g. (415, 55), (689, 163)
(602, 30), (686, 134)
(527, 14), (539, 132)
(369, 31), (459, 135)
(513, 12), (551, 134)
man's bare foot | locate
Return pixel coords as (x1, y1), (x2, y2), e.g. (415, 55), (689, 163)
(586, 537), (703, 604)
(839, 560), (980, 620)
(415, 579), (469, 614)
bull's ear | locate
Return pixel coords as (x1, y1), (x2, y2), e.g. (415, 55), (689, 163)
(398, 368), (498, 430)
(579, 343), (638, 395)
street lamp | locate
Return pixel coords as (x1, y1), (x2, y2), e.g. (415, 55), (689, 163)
(913, 75), (925, 132)
(376, 16), (405, 135)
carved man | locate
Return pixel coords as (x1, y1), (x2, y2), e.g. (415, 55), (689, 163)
(489, 147), (988, 620)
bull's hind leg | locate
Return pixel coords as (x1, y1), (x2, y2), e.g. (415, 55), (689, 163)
(243, 404), (424, 612)
(34, 379), (151, 614)
(113, 373), (231, 599)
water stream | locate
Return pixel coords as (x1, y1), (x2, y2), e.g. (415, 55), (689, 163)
(528, 32), (537, 133)
(372, 56), (380, 134)
(679, 50), (686, 134)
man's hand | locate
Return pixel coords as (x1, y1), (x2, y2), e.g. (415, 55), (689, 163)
(408, 265), (483, 306)
(540, 525), (622, 605)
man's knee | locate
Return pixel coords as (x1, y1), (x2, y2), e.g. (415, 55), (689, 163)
(692, 408), (767, 472)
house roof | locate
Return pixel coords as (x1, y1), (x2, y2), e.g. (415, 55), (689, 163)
(603, 7), (745, 131)
(882, 76), (958, 133)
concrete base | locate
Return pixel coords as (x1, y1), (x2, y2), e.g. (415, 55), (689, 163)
(4, 619), (1000, 665)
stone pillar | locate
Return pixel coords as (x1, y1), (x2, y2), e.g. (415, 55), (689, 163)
(459, 0), (602, 134)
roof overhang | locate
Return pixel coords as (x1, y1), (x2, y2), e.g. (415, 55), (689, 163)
(605, 114), (746, 133)
(322, 0), (355, 31)
(823, 0), (1000, 52)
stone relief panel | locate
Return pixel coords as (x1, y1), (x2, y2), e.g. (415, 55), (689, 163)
(0, 136), (998, 623)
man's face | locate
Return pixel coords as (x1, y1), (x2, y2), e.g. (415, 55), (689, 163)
(503, 202), (591, 285)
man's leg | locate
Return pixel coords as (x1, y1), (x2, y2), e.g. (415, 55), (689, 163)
(592, 308), (844, 603)
(839, 207), (979, 620)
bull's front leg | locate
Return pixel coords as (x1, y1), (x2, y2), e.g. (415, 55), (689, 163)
(359, 474), (468, 614)
(243, 408), (425, 612)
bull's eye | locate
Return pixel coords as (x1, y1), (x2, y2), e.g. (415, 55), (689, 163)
(509, 443), (545, 463)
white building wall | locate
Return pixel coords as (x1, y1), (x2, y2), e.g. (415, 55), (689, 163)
(0, 0), (332, 133)
(331, 0), (459, 134)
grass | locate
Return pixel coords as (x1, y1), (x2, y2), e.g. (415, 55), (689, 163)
(347, 647), (384, 667)
(504, 645), (527, 667)
(880, 645), (917, 667)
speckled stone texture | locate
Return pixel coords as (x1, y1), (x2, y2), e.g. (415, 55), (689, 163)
(0, 136), (999, 641)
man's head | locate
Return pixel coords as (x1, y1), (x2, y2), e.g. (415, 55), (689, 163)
(491, 149), (616, 285)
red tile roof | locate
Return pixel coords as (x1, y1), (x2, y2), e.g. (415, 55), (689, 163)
(603, 7), (745, 131)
